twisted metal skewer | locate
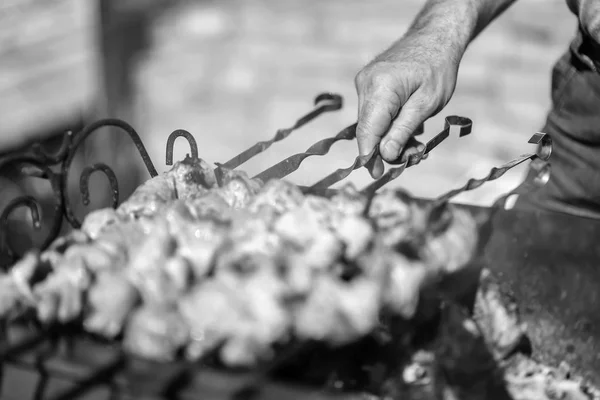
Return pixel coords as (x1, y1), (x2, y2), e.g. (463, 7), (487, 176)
(361, 116), (473, 195)
(217, 93), (343, 171)
(254, 123), (358, 182)
(307, 146), (380, 194)
(309, 116), (472, 194)
(433, 132), (552, 207)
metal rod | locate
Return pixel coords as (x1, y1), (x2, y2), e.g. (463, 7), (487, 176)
(254, 123), (357, 182)
(44, 354), (126, 400)
(61, 119), (157, 229)
(433, 132), (552, 207)
(80, 163), (120, 208)
(217, 93), (343, 171)
(361, 116), (473, 195)
(0, 161), (64, 262)
(166, 129), (199, 166)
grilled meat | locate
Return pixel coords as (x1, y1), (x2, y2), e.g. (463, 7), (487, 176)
(84, 270), (139, 338)
(215, 169), (263, 209)
(116, 174), (176, 219)
(0, 251), (41, 318)
(168, 156), (218, 200)
(178, 274), (290, 367)
(123, 305), (189, 362)
(473, 269), (527, 361)
(247, 179), (305, 217)
(293, 274), (381, 346)
(80, 208), (121, 239)
(164, 201), (229, 279)
(419, 205), (479, 275)
(125, 220), (185, 307)
(3, 161), (486, 370)
(117, 157), (217, 218)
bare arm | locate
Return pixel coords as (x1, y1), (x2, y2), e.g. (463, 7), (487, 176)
(355, 0), (519, 177)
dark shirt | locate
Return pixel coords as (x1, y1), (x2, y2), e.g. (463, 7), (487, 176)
(566, 0), (600, 44)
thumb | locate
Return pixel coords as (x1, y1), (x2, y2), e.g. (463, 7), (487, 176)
(380, 92), (432, 162)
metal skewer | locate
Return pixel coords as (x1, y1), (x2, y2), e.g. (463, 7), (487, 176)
(361, 116), (473, 196)
(254, 123), (357, 183)
(432, 132), (552, 207)
(217, 93), (343, 172)
(308, 116), (472, 195)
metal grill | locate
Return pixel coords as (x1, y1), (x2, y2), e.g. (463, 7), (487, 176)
(0, 92), (552, 400)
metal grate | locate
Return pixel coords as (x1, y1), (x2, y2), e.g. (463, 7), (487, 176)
(0, 92), (552, 400)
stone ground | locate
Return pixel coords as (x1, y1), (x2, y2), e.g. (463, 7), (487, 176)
(0, 0), (576, 206)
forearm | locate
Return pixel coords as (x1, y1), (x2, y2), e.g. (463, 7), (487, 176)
(402, 0), (518, 61)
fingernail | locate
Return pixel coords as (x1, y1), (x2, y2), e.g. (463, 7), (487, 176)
(383, 140), (402, 159)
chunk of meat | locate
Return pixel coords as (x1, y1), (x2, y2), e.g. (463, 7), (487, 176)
(117, 174), (176, 218)
(247, 179), (305, 216)
(0, 251), (41, 318)
(382, 252), (429, 319)
(123, 305), (189, 362)
(179, 274), (290, 367)
(164, 202), (229, 279)
(166, 156), (217, 200)
(215, 169), (263, 209)
(125, 222), (185, 306)
(34, 253), (91, 323)
(473, 270), (527, 361)
(274, 206), (344, 272)
(420, 206), (478, 274)
(330, 183), (368, 216)
(213, 220), (285, 289)
(332, 214), (374, 260)
(80, 208), (121, 239)
(293, 275), (382, 346)
(84, 270), (140, 338)
(367, 189), (424, 248)
(185, 192), (234, 222)
(47, 230), (89, 253)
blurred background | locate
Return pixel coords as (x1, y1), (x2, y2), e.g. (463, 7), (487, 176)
(0, 0), (575, 255)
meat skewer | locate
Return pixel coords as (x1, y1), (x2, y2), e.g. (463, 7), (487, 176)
(1, 165), (483, 371)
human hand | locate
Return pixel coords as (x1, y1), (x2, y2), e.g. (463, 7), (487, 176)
(355, 34), (461, 178)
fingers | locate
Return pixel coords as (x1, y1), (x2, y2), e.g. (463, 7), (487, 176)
(386, 137), (427, 165)
(380, 92), (432, 162)
(356, 93), (400, 158)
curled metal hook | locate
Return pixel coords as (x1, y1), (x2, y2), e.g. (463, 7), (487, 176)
(61, 119), (157, 228)
(0, 161), (64, 262)
(0, 196), (41, 260)
(165, 129), (199, 166)
(80, 163), (119, 209)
